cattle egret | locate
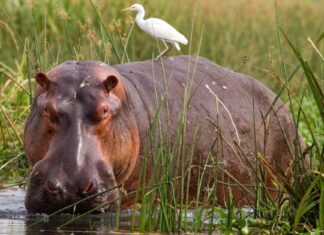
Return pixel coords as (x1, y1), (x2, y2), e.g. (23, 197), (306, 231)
(122, 3), (188, 60)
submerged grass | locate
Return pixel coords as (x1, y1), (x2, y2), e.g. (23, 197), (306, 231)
(0, 0), (323, 234)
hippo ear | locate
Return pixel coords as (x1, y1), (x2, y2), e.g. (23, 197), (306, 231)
(103, 75), (118, 93)
(35, 72), (51, 90)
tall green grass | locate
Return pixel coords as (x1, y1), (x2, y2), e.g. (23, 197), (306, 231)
(0, 0), (323, 87)
(0, 0), (323, 233)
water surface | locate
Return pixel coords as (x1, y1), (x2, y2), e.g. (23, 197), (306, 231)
(0, 187), (134, 234)
(0, 187), (231, 234)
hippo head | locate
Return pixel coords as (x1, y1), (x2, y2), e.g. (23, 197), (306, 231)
(24, 61), (139, 213)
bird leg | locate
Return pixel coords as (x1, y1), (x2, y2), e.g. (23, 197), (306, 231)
(155, 41), (172, 61)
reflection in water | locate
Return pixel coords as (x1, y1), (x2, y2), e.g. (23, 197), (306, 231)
(0, 188), (231, 234)
(25, 212), (131, 234)
(0, 219), (25, 235)
(0, 187), (130, 234)
(1, 211), (137, 234)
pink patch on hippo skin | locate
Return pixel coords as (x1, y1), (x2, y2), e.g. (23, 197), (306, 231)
(81, 180), (96, 195)
(44, 179), (60, 193)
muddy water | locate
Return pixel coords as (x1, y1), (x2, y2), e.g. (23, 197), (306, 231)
(0, 187), (135, 234)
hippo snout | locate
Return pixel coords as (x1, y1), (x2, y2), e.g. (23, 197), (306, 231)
(25, 159), (119, 214)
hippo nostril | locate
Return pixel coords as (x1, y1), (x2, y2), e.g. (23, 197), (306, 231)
(44, 179), (60, 193)
(81, 180), (96, 195)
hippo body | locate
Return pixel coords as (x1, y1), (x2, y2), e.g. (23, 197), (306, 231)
(24, 56), (295, 213)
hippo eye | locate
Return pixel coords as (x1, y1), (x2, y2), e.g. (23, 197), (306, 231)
(42, 105), (59, 124)
(93, 104), (110, 122)
(103, 106), (109, 114)
(44, 106), (50, 114)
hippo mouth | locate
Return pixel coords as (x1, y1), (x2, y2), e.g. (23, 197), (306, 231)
(25, 182), (120, 214)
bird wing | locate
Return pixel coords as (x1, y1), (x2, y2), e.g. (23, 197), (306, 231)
(143, 18), (188, 45)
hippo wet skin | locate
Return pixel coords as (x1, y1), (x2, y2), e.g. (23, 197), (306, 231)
(24, 56), (296, 213)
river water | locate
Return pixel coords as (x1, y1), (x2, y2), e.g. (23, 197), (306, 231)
(0, 187), (230, 234)
(0, 187), (138, 234)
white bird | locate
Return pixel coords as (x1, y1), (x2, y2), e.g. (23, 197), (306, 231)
(122, 3), (188, 60)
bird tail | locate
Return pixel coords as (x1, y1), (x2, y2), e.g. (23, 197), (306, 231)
(174, 42), (181, 51)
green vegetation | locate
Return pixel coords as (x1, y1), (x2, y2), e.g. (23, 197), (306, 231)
(0, 0), (323, 234)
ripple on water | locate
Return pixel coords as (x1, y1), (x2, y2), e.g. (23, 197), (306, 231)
(0, 187), (252, 234)
(0, 188), (136, 234)
(0, 187), (26, 219)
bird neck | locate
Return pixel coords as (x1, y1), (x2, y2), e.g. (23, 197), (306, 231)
(135, 9), (145, 25)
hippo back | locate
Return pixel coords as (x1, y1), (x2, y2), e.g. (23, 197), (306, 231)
(114, 56), (296, 205)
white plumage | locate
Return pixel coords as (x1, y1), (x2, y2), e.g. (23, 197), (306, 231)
(123, 3), (188, 60)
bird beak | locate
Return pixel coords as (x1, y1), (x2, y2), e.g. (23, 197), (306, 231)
(121, 7), (131, 12)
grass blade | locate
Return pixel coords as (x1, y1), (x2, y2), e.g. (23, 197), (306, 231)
(293, 175), (321, 232)
(280, 29), (324, 124)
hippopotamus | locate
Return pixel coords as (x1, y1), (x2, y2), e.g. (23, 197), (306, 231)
(24, 56), (296, 213)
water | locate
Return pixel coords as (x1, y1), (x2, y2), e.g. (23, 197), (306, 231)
(0, 187), (26, 219)
(0, 187), (243, 234)
(0, 187), (135, 234)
